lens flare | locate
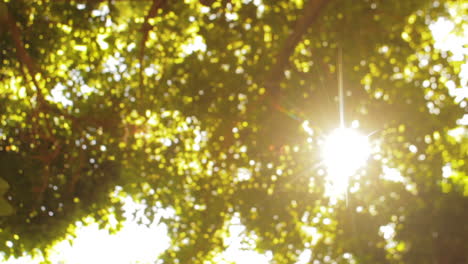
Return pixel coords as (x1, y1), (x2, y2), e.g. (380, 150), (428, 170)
(323, 127), (370, 198)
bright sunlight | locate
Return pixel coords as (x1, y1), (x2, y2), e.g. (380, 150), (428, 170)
(322, 127), (371, 198)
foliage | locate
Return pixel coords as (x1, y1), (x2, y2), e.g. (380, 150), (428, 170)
(0, 0), (467, 263)
(0, 177), (14, 216)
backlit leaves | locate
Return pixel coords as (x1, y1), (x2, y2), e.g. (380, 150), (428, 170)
(0, 0), (467, 263)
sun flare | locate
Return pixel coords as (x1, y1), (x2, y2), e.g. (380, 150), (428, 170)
(323, 127), (371, 198)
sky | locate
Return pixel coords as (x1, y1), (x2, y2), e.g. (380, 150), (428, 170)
(3, 196), (273, 264)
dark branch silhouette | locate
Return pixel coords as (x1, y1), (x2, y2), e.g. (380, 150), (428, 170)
(265, 0), (329, 103)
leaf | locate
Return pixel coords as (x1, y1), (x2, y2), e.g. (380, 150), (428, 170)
(0, 197), (14, 216)
(0, 178), (13, 216)
(0, 177), (9, 195)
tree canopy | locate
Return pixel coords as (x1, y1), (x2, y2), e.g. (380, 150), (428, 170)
(0, 0), (467, 263)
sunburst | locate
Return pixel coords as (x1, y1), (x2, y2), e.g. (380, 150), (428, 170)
(322, 127), (370, 198)
(322, 48), (371, 199)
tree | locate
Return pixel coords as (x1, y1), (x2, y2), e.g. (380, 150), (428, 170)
(0, 0), (467, 263)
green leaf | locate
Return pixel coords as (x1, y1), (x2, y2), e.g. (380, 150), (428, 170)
(0, 197), (14, 216)
(0, 178), (13, 216)
(0, 177), (9, 195)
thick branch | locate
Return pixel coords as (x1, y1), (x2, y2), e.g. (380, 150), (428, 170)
(139, 0), (166, 98)
(33, 142), (61, 208)
(199, 0), (216, 6)
(5, 5), (46, 103)
(264, 0), (329, 101)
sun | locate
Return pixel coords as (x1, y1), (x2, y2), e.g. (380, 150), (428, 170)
(322, 127), (371, 198)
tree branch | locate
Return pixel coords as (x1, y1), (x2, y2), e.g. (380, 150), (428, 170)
(67, 149), (85, 196)
(264, 0), (329, 103)
(5, 5), (46, 104)
(32, 141), (62, 209)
